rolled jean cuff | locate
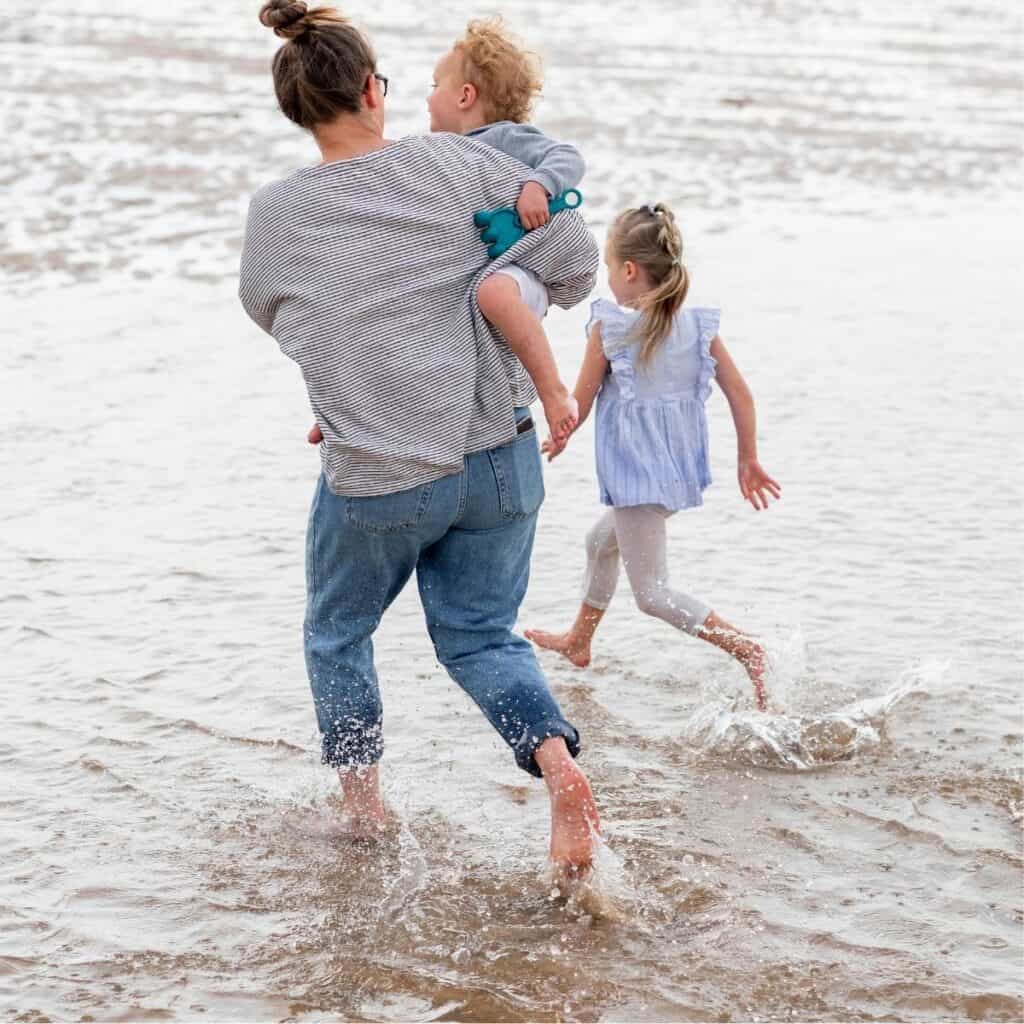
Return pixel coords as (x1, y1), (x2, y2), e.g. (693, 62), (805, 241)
(514, 717), (581, 778)
(319, 720), (383, 769)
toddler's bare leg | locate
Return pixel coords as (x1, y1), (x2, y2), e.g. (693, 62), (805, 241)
(477, 275), (576, 440)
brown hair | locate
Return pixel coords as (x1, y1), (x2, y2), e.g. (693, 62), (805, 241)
(258, 1), (376, 130)
(609, 203), (690, 364)
(455, 17), (543, 124)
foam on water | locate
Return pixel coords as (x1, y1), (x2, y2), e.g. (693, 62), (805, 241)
(685, 659), (948, 770)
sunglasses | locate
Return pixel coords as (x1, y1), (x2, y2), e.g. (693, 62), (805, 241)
(372, 73), (389, 97)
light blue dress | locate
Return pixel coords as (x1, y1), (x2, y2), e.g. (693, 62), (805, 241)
(588, 298), (719, 512)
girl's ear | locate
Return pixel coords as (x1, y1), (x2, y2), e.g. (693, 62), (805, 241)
(365, 74), (382, 109)
(458, 82), (478, 110)
(623, 260), (638, 282)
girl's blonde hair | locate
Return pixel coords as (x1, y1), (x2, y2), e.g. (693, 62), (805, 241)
(609, 203), (690, 363)
(455, 17), (543, 124)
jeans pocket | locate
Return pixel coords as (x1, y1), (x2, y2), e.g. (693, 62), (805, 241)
(344, 481), (435, 534)
(487, 428), (545, 520)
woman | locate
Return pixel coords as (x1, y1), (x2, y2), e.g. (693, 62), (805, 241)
(239, 1), (601, 871)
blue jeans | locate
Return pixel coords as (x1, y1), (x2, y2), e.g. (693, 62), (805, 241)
(303, 415), (580, 778)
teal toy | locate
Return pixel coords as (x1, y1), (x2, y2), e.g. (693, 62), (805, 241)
(473, 189), (584, 259)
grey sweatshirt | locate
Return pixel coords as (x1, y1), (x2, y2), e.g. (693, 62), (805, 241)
(466, 121), (585, 197)
(239, 133), (598, 496)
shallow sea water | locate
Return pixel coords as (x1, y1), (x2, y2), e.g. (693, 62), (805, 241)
(2, 1), (1022, 1021)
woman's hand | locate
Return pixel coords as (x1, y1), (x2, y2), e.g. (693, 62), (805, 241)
(738, 458), (781, 511)
(516, 181), (551, 231)
(307, 423), (323, 445)
(542, 434), (569, 462)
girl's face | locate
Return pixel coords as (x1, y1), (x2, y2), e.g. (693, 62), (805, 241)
(428, 50), (470, 132)
(605, 240), (649, 307)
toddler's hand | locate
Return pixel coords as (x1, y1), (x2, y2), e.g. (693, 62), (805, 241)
(738, 459), (781, 511)
(542, 392), (579, 445)
(307, 423), (323, 445)
(516, 181), (551, 231)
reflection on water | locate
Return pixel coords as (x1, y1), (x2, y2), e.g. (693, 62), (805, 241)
(2, 0), (1022, 1020)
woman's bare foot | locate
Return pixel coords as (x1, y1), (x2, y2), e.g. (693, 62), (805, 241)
(535, 738), (601, 874)
(333, 764), (396, 837)
(525, 628), (592, 668)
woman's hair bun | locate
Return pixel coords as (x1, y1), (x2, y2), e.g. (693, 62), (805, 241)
(259, 0), (310, 40)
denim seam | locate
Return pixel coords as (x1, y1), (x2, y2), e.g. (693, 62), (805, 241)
(307, 478), (321, 599)
(487, 448), (511, 517)
(450, 521), (535, 536)
(455, 464), (468, 523)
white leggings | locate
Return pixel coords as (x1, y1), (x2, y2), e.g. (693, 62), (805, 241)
(582, 506), (712, 636)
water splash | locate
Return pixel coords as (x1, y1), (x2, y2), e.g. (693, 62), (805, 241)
(685, 661), (947, 771)
(544, 832), (636, 923)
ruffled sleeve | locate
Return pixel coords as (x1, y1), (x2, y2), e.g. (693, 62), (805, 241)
(693, 307), (720, 400)
(585, 298), (639, 357)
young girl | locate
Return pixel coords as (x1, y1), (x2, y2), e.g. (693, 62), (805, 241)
(525, 204), (780, 709)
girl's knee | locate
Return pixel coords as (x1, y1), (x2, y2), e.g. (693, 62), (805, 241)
(633, 589), (666, 619)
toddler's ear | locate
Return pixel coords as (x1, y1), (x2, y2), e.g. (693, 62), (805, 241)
(459, 82), (478, 110)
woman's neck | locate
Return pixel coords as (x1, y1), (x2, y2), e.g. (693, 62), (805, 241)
(313, 115), (389, 164)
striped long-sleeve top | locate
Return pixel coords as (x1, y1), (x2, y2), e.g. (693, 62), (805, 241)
(238, 131), (598, 497)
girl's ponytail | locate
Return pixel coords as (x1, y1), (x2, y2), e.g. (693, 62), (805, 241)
(609, 203), (690, 364)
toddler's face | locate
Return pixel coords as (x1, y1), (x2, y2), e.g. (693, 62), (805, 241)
(428, 50), (466, 132)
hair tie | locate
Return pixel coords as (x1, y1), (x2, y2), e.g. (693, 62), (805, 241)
(643, 203), (660, 217)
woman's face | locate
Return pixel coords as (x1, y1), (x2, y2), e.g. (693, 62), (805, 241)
(428, 49), (468, 132)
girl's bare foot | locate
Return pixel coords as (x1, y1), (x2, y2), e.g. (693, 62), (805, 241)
(699, 612), (768, 710)
(525, 628), (592, 668)
(535, 738), (601, 874)
(742, 642), (768, 711)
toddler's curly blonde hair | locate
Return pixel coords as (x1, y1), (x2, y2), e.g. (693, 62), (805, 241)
(455, 17), (543, 124)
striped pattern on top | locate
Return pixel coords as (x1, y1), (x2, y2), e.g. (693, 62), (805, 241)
(238, 132), (598, 497)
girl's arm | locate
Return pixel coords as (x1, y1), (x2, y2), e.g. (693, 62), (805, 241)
(574, 323), (610, 424)
(710, 334), (781, 510)
(543, 322), (609, 461)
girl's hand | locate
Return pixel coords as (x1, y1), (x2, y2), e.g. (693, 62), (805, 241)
(738, 458), (781, 511)
(542, 434), (569, 462)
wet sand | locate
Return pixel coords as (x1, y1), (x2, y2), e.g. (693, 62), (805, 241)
(2, 1), (1022, 1020)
